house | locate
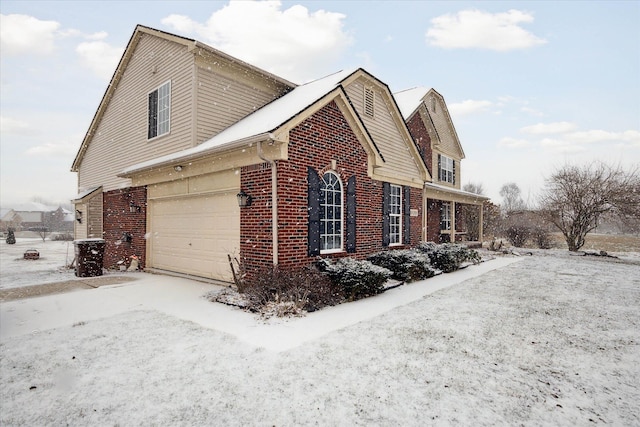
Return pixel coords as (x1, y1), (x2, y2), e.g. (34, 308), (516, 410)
(395, 87), (488, 243)
(0, 202), (74, 233)
(71, 25), (483, 284)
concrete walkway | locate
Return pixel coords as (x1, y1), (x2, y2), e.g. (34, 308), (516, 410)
(0, 257), (522, 351)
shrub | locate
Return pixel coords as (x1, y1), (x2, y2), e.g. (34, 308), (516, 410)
(5, 228), (16, 245)
(504, 224), (531, 247)
(417, 242), (481, 273)
(51, 232), (74, 241)
(367, 250), (437, 282)
(318, 258), (391, 300)
(243, 265), (343, 314)
(531, 226), (553, 249)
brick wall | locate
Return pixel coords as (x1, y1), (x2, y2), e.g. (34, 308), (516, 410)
(426, 199), (442, 243)
(407, 112), (433, 176)
(102, 187), (147, 270)
(240, 100), (423, 276)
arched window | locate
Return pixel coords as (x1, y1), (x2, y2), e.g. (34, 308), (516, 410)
(320, 171), (343, 252)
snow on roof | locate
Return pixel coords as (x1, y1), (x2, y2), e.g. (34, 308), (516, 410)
(72, 186), (101, 201)
(10, 202), (58, 212)
(425, 182), (490, 201)
(394, 86), (430, 119)
(122, 69), (357, 175)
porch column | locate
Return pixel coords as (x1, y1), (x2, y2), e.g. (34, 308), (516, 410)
(450, 201), (456, 242)
(478, 202), (484, 242)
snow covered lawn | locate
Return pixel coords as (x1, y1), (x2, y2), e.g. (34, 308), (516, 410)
(0, 238), (76, 289)
(1, 251), (639, 425)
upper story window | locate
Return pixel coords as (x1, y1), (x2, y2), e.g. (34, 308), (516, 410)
(320, 171), (343, 253)
(148, 81), (171, 139)
(389, 184), (402, 245)
(364, 87), (375, 117)
(438, 154), (455, 184)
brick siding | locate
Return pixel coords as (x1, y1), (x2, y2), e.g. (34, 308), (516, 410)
(407, 112), (433, 176)
(240, 100), (423, 276)
(102, 187), (147, 270)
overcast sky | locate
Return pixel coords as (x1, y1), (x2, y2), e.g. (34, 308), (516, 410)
(1, 0), (638, 207)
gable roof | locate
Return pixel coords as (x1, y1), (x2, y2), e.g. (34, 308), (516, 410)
(71, 25), (296, 173)
(395, 87), (465, 159)
(121, 68), (386, 176)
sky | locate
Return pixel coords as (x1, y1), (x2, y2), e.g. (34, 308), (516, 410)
(1, 0), (638, 207)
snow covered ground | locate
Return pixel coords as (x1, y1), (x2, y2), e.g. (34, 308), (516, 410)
(1, 240), (639, 425)
(0, 238), (76, 289)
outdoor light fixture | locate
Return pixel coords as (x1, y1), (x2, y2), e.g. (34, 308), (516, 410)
(174, 165), (183, 172)
(236, 190), (252, 207)
(129, 201), (141, 213)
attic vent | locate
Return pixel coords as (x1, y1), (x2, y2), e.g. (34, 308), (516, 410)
(364, 87), (375, 117)
(430, 97), (437, 113)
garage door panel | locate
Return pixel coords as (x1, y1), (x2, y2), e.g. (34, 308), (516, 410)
(149, 193), (240, 282)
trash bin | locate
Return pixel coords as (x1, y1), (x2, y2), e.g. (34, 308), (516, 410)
(74, 238), (106, 277)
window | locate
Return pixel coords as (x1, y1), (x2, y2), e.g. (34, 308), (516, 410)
(438, 154), (455, 184)
(364, 87), (375, 117)
(389, 184), (402, 245)
(320, 171), (343, 252)
(441, 202), (451, 231)
(148, 81), (171, 139)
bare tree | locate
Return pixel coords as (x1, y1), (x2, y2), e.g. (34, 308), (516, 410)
(463, 182), (485, 196)
(539, 162), (640, 251)
(499, 182), (526, 214)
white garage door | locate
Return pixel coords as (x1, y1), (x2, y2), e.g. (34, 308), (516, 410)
(149, 192), (239, 282)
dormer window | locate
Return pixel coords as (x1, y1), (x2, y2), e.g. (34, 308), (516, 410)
(148, 81), (171, 139)
(438, 154), (455, 184)
(364, 87), (375, 117)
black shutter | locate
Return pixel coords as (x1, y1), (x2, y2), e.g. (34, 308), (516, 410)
(308, 167), (321, 256)
(403, 186), (411, 245)
(453, 160), (456, 185)
(437, 154), (442, 181)
(346, 176), (356, 253)
(382, 182), (390, 247)
(148, 90), (158, 139)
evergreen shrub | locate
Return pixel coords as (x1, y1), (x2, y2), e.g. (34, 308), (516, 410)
(417, 242), (481, 273)
(318, 258), (391, 300)
(367, 249), (437, 282)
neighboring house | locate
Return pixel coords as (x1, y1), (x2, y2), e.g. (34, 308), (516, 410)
(71, 25), (481, 284)
(395, 87), (489, 243)
(0, 202), (73, 233)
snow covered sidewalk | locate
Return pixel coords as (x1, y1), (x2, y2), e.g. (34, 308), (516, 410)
(1, 257), (520, 351)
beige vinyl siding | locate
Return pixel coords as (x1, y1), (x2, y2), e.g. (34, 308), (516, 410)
(74, 192), (103, 239)
(344, 77), (423, 184)
(195, 63), (283, 144)
(428, 97), (462, 159)
(78, 34), (195, 192)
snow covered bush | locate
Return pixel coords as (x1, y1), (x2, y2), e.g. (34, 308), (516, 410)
(367, 250), (437, 282)
(318, 258), (391, 300)
(417, 242), (481, 273)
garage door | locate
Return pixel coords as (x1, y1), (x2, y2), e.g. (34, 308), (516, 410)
(149, 192), (239, 282)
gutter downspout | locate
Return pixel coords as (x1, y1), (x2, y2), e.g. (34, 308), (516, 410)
(257, 141), (278, 267)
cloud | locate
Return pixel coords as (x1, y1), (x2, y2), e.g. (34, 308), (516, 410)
(75, 40), (124, 80)
(497, 137), (529, 148)
(565, 129), (640, 145)
(161, 1), (353, 83)
(521, 121), (577, 134)
(0, 14), (60, 55)
(0, 116), (33, 135)
(25, 142), (77, 157)
(448, 99), (492, 117)
(426, 9), (547, 51)
(540, 137), (585, 153)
